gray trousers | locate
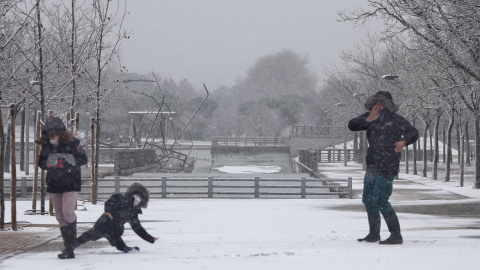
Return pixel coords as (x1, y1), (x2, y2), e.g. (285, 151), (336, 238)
(50, 191), (78, 227)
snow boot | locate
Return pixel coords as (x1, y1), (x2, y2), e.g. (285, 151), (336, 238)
(58, 220), (77, 259)
(358, 212), (381, 242)
(61, 241), (81, 255)
(379, 211), (403, 245)
(123, 246), (140, 253)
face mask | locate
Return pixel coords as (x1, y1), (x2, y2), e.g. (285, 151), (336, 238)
(50, 139), (58, 146)
(378, 108), (390, 120)
(133, 194), (142, 207)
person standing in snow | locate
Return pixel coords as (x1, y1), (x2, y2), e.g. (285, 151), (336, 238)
(348, 91), (418, 245)
(66, 183), (158, 253)
(37, 116), (88, 259)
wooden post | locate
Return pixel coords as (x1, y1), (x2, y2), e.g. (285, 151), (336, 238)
(115, 176), (120, 193)
(208, 177), (213, 198)
(162, 177), (167, 198)
(32, 111), (42, 211)
(10, 104), (17, 231)
(254, 177), (260, 198)
(348, 177), (353, 199)
(301, 177), (306, 199)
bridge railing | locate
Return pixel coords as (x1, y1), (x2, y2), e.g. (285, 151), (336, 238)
(4, 176), (352, 199)
(212, 137), (289, 146)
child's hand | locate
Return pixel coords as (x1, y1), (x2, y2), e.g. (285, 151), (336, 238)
(105, 212), (113, 219)
(153, 237), (159, 242)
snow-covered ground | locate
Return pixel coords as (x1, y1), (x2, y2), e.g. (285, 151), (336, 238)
(2, 161), (480, 270)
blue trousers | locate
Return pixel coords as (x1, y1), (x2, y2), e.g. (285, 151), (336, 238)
(362, 170), (394, 214)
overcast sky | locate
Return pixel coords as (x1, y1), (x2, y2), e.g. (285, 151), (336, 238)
(120, 0), (383, 90)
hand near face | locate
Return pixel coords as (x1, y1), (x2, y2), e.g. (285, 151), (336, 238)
(366, 103), (385, 122)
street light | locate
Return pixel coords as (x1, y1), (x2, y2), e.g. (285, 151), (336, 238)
(381, 74), (398, 80)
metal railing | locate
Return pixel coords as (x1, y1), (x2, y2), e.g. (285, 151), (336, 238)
(3, 175), (353, 199)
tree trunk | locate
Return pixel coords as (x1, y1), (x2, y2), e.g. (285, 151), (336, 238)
(423, 125), (429, 177)
(443, 125), (446, 163)
(433, 112), (442, 180)
(4, 124), (10, 173)
(20, 108), (25, 171)
(429, 127), (433, 162)
(466, 122), (471, 166)
(10, 104), (17, 231)
(0, 95), (4, 228)
(475, 117), (480, 188)
(445, 113), (454, 182)
(456, 123), (461, 164)
(413, 118), (417, 175)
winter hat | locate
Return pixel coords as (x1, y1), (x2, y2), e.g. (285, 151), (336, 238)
(42, 116), (67, 133)
(127, 183), (150, 208)
(364, 91), (399, 112)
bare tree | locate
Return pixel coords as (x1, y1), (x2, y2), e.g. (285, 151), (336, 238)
(339, 0), (480, 187)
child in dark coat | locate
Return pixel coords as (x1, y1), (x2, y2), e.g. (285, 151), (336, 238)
(37, 116), (88, 259)
(65, 183), (158, 253)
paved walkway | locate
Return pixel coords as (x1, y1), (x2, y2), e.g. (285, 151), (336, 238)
(1, 162), (479, 261)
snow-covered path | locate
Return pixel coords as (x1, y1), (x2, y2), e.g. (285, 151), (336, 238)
(1, 197), (479, 270)
(2, 161), (480, 269)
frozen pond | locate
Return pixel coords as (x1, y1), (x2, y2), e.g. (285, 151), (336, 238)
(187, 149), (291, 174)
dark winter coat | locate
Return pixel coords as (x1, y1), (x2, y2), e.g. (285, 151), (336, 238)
(93, 192), (155, 244)
(39, 138), (88, 193)
(348, 111), (418, 176)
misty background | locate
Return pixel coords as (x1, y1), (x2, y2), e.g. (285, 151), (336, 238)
(121, 0), (381, 89)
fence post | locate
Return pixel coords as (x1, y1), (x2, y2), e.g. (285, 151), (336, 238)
(115, 176), (120, 194)
(328, 149), (331, 162)
(254, 177), (260, 198)
(301, 177), (306, 199)
(348, 177), (353, 199)
(208, 177), (213, 198)
(162, 177), (167, 198)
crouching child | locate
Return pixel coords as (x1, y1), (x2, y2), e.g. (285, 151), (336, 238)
(65, 183), (158, 254)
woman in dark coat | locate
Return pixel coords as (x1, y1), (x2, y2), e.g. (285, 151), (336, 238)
(70, 183), (158, 253)
(348, 91), (418, 245)
(37, 116), (88, 259)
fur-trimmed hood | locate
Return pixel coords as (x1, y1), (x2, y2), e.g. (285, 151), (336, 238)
(126, 182), (149, 208)
(364, 91), (399, 112)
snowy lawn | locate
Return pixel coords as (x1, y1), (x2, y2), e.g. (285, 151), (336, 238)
(2, 161), (480, 269)
(1, 197), (479, 270)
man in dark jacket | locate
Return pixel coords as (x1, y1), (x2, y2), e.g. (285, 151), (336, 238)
(348, 91), (418, 245)
(65, 183), (158, 253)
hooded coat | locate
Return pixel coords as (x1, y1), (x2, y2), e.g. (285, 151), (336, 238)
(348, 92), (418, 176)
(38, 117), (88, 193)
(92, 183), (155, 244)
